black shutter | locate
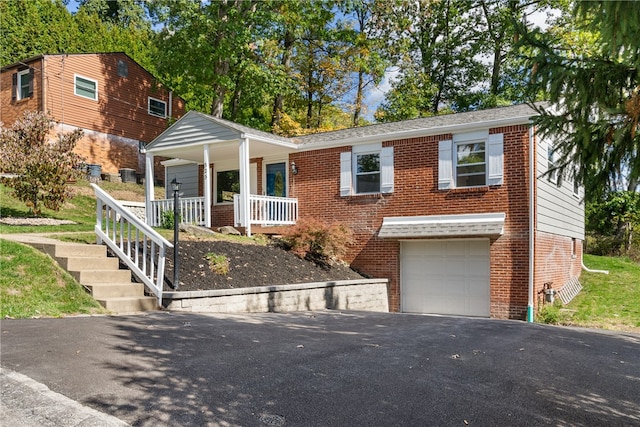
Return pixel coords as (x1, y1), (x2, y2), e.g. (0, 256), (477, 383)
(28, 68), (34, 97)
(11, 73), (17, 101)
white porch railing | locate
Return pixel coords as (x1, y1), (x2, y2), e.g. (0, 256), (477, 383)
(234, 194), (298, 226)
(148, 197), (206, 227)
(92, 184), (173, 307)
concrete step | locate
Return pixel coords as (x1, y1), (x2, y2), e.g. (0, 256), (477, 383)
(96, 296), (158, 313)
(85, 283), (145, 298)
(69, 269), (132, 284)
(57, 256), (119, 271)
(41, 242), (107, 259)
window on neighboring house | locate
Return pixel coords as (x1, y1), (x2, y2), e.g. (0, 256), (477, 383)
(340, 144), (394, 196)
(12, 68), (34, 101)
(216, 170), (239, 203)
(74, 75), (97, 100)
(117, 59), (128, 77)
(148, 97), (167, 118)
(438, 132), (503, 190)
(456, 141), (486, 187)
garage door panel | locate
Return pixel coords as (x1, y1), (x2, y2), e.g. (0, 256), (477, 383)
(401, 239), (490, 317)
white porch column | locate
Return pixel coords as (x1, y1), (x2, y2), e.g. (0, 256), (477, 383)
(203, 144), (212, 228)
(239, 136), (251, 236)
(144, 152), (155, 226)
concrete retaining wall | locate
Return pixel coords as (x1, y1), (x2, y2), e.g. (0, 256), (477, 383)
(163, 279), (389, 314)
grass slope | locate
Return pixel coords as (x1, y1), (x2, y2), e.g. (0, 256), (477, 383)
(0, 239), (107, 318)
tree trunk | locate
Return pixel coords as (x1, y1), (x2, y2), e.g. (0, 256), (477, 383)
(353, 69), (364, 126)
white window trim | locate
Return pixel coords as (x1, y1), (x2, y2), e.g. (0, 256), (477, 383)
(214, 167), (240, 205)
(148, 97), (167, 118)
(74, 74), (98, 101)
(354, 150), (381, 195)
(439, 131), (503, 190)
(16, 69), (30, 100)
(454, 139), (487, 188)
(547, 144), (558, 184)
(340, 143), (393, 196)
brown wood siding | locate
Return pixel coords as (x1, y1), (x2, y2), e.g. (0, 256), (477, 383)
(42, 53), (184, 143)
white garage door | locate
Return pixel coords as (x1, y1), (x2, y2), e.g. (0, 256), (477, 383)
(401, 239), (490, 317)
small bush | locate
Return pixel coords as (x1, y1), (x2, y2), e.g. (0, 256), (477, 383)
(536, 300), (563, 324)
(161, 210), (181, 229)
(280, 218), (353, 267)
(205, 252), (230, 274)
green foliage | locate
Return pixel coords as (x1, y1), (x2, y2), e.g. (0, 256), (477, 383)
(204, 252), (230, 275)
(520, 0), (640, 198)
(280, 218), (353, 267)
(586, 191), (640, 255)
(536, 299), (562, 324)
(0, 111), (84, 216)
(160, 210), (180, 230)
(0, 239), (106, 318)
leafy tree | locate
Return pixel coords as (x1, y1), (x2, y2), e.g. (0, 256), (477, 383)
(520, 0), (640, 198)
(0, 111), (84, 216)
(586, 191), (640, 255)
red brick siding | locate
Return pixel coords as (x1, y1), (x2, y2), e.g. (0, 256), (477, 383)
(0, 59), (44, 127)
(534, 231), (583, 309)
(289, 125), (532, 319)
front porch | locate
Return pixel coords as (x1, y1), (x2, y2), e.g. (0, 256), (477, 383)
(142, 111), (300, 235)
(147, 194), (298, 232)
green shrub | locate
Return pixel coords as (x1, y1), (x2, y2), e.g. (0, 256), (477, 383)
(160, 210), (181, 229)
(536, 300), (563, 324)
(280, 218), (353, 267)
(205, 252), (230, 274)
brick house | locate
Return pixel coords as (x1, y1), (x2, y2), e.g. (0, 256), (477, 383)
(0, 53), (185, 182)
(144, 103), (584, 320)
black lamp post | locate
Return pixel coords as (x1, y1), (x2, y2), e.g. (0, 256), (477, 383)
(171, 177), (182, 289)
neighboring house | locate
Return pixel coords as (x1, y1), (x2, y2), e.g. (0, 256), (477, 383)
(0, 53), (185, 182)
(143, 103), (584, 320)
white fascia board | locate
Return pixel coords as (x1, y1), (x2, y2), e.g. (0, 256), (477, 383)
(296, 116), (531, 151)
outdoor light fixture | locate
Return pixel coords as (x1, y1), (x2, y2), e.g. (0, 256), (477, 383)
(291, 162), (298, 175)
(171, 177), (182, 289)
(138, 140), (147, 154)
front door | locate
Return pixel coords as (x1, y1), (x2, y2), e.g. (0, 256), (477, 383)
(266, 163), (286, 197)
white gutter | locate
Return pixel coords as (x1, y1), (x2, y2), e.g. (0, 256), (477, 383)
(527, 124), (535, 323)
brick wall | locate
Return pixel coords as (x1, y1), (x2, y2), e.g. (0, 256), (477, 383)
(289, 125), (533, 319)
(534, 231), (583, 309)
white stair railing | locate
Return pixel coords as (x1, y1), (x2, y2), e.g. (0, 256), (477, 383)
(148, 197), (206, 227)
(92, 184), (173, 307)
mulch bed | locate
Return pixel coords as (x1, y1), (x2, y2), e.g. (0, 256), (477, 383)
(162, 240), (365, 292)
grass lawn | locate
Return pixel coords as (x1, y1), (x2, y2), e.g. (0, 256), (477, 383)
(557, 254), (640, 333)
(0, 239), (107, 318)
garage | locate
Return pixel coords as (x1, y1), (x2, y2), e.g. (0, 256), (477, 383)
(401, 239), (490, 317)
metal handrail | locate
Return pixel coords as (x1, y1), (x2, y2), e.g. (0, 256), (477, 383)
(92, 184), (173, 307)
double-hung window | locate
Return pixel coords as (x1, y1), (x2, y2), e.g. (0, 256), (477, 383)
(456, 141), (486, 187)
(438, 131), (503, 189)
(12, 68), (34, 101)
(148, 97), (167, 118)
(74, 75), (97, 100)
(340, 143), (394, 196)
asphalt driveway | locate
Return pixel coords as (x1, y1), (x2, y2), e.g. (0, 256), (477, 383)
(1, 311), (639, 426)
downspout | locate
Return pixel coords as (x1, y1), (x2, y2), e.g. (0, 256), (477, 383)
(41, 57), (46, 112)
(527, 124), (535, 322)
(169, 91), (173, 119)
(582, 258), (609, 274)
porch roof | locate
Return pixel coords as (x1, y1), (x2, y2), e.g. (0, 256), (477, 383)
(378, 213), (506, 239)
(145, 110), (298, 163)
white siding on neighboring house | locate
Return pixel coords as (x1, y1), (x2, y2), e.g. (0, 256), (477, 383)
(536, 135), (585, 239)
(165, 163), (199, 198)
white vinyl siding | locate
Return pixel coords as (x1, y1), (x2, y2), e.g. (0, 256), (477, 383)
(536, 136), (585, 239)
(74, 75), (98, 100)
(165, 163), (199, 198)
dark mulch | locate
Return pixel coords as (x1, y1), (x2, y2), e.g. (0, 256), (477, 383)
(162, 240), (365, 292)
